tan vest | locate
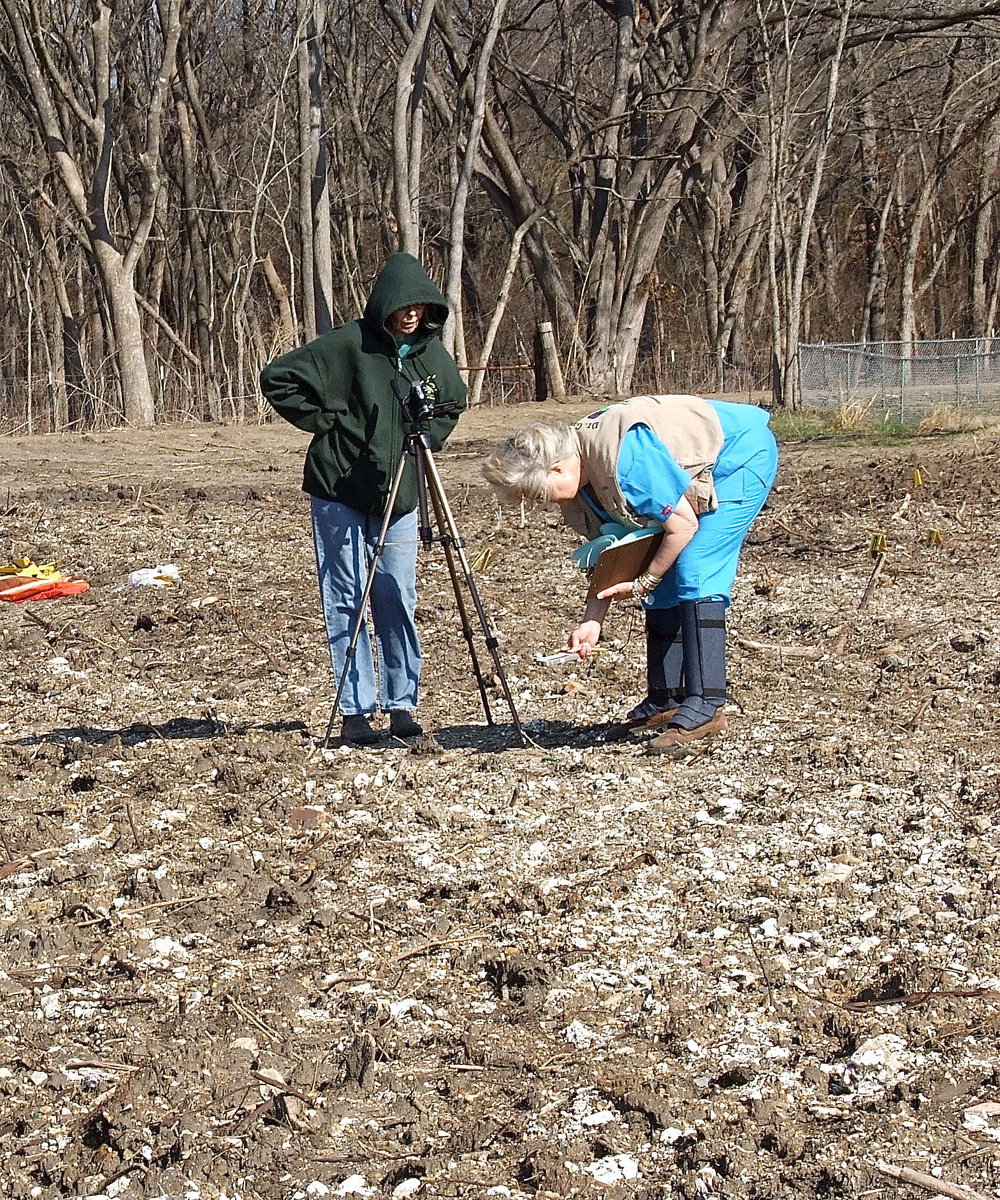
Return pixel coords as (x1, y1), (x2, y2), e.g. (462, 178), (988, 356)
(559, 395), (724, 538)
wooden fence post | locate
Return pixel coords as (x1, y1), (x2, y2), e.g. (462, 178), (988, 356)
(536, 321), (566, 401)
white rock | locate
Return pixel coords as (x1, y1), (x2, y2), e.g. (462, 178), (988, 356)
(584, 1154), (640, 1184)
(580, 1109), (618, 1126)
(155, 809), (188, 826)
(38, 993), (60, 1019)
(850, 1034), (908, 1073)
(661, 1126), (689, 1144)
(563, 1018), (598, 1047)
(336, 1182), (374, 1200)
(963, 1102), (1000, 1138)
(389, 998), (423, 1020)
(391, 1181), (422, 1200)
(149, 937), (190, 959)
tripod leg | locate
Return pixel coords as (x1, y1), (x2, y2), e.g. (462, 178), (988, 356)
(417, 442), (527, 744)
(425, 470), (497, 726)
(414, 451), (434, 550)
(322, 455), (409, 748)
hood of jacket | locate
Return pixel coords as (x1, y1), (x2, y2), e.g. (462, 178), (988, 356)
(362, 252), (450, 340)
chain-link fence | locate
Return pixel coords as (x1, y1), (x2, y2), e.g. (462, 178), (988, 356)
(798, 338), (1000, 421)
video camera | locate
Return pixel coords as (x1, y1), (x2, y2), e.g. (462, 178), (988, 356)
(393, 379), (459, 426)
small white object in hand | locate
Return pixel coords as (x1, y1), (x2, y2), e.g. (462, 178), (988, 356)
(535, 650), (583, 665)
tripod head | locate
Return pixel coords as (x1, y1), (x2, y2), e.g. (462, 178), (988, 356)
(393, 378), (460, 430)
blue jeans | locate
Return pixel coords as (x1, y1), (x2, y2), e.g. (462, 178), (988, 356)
(310, 497), (421, 716)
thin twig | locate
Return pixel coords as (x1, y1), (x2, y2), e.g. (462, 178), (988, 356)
(744, 921), (780, 1011)
(65, 1060), (142, 1073)
(227, 583), (286, 671)
(250, 1070), (314, 1105)
(125, 802), (142, 850)
(223, 994), (281, 1041)
(844, 987), (1000, 1013)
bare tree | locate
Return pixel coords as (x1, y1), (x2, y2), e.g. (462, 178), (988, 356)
(0, 0), (181, 424)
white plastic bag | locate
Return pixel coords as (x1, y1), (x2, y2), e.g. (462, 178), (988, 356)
(128, 563), (181, 588)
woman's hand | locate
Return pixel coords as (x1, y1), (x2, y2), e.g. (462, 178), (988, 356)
(566, 620), (602, 656)
(596, 580), (637, 601)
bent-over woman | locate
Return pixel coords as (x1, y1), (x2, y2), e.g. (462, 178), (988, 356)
(483, 395), (778, 754)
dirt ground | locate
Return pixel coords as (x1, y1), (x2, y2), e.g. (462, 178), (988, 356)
(2, 402), (1000, 1200)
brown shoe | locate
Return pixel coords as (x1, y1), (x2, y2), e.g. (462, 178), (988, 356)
(623, 696), (680, 730)
(647, 709), (728, 755)
(630, 707), (680, 732)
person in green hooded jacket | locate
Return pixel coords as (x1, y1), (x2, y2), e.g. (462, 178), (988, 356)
(261, 253), (467, 743)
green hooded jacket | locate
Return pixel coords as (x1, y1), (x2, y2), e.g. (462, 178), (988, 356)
(260, 253), (467, 515)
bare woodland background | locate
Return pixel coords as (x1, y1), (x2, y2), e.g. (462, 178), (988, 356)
(3, 0), (1000, 433)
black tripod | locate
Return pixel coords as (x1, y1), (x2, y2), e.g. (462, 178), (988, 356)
(322, 382), (526, 748)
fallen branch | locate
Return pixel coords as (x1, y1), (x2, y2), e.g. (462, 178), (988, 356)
(228, 1095), (277, 1135)
(876, 1160), (992, 1200)
(771, 517), (863, 554)
(70, 891), (217, 926)
(730, 630), (823, 660)
(65, 1059), (142, 1073)
(250, 1070), (314, 1106)
(0, 846), (60, 878)
(845, 987), (1000, 1013)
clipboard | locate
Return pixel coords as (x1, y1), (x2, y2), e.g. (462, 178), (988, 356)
(586, 531), (663, 600)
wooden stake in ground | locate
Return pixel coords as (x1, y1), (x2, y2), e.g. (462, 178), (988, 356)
(859, 544), (887, 609)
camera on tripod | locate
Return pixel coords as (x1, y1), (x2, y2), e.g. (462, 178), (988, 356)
(402, 380), (435, 423)
(394, 378), (460, 426)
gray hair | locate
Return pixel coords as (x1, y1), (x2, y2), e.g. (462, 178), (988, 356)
(482, 422), (578, 504)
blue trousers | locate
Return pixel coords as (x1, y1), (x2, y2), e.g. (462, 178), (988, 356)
(310, 497), (421, 716)
(648, 453), (778, 609)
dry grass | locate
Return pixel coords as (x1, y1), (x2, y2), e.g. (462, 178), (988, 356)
(915, 403), (988, 434)
(832, 397), (878, 430)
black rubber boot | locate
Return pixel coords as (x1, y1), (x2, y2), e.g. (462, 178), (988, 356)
(670, 599), (727, 731)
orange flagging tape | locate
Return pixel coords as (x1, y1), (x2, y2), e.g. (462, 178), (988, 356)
(0, 578), (89, 603)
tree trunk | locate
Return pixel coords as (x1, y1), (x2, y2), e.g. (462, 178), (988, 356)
(443, 0), (507, 362)
(971, 113), (1000, 337)
(296, 0), (332, 339)
(392, 0), (436, 255)
(778, 3), (851, 409)
(175, 88), (218, 418)
(93, 245), (155, 424)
